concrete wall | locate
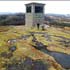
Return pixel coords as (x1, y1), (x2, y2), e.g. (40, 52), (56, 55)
(25, 13), (44, 28)
(33, 13), (44, 27)
(25, 13), (33, 28)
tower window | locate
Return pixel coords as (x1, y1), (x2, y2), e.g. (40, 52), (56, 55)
(26, 6), (31, 13)
(35, 6), (43, 13)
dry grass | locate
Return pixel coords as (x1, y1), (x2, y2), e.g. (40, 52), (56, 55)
(0, 26), (70, 70)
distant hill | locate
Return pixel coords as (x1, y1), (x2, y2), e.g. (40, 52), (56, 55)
(0, 13), (70, 26)
(44, 14), (70, 27)
(45, 14), (70, 23)
(0, 13), (25, 25)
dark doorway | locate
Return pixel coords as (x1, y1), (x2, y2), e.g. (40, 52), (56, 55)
(37, 23), (40, 29)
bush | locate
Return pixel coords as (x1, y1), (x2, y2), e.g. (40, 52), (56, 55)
(51, 22), (70, 27)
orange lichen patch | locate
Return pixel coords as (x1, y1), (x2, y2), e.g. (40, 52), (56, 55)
(0, 26), (10, 32)
(47, 44), (70, 54)
(64, 27), (70, 31)
(14, 40), (51, 59)
(48, 66), (56, 70)
(15, 40), (46, 59)
(47, 58), (62, 70)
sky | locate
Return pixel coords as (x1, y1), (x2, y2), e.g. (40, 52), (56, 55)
(0, 1), (70, 14)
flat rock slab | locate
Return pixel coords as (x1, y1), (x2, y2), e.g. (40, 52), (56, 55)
(50, 52), (70, 69)
(32, 60), (48, 70)
(6, 58), (48, 70)
(30, 32), (46, 34)
(41, 49), (70, 69)
(20, 35), (31, 40)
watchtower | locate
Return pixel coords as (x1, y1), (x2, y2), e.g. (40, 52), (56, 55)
(25, 2), (45, 28)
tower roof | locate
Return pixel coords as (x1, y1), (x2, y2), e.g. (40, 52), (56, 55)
(25, 2), (45, 6)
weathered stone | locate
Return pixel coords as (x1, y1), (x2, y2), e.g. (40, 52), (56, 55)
(23, 58), (33, 70)
(42, 34), (52, 42)
(8, 39), (17, 44)
(1, 52), (7, 58)
(6, 57), (49, 70)
(9, 46), (17, 52)
(1, 52), (13, 58)
(33, 60), (48, 70)
(35, 42), (46, 50)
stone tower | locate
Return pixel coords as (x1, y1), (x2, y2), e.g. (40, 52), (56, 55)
(25, 2), (45, 28)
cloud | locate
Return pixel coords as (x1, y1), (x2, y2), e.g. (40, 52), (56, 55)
(0, 1), (70, 14)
